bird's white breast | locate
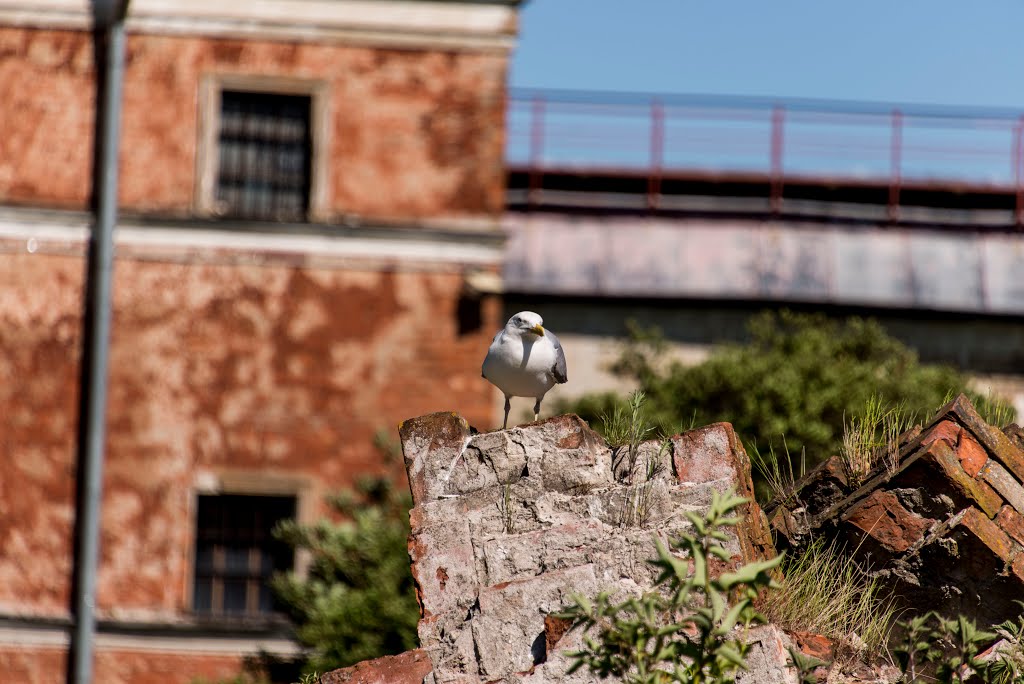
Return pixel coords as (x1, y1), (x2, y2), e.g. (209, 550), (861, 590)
(482, 331), (558, 398)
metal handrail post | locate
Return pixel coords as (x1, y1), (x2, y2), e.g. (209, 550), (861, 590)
(889, 109), (903, 224)
(770, 105), (785, 214)
(647, 98), (664, 211)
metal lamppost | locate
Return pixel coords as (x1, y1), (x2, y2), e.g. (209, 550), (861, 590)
(69, 2), (129, 682)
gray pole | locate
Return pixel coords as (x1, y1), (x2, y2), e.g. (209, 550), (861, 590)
(69, 2), (127, 683)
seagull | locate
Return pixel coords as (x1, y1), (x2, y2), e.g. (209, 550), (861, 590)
(482, 311), (568, 429)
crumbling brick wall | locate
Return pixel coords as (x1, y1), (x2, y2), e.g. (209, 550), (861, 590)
(769, 394), (1024, 629)
(394, 412), (775, 683)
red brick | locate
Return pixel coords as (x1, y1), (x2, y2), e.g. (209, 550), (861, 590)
(947, 394), (1024, 482)
(843, 490), (933, 553)
(957, 432), (989, 477)
(920, 441), (1004, 518)
(321, 649), (433, 684)
(959, 507), (1015, 563)
(789, 631), (835, 662)
(995, 505), (1024, 547)
(920, 420), (961, 449)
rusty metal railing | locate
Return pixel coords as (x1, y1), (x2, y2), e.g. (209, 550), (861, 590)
(507, 88), (1024, 224)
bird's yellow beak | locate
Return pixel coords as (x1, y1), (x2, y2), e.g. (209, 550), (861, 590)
(531, 324), (545, 336)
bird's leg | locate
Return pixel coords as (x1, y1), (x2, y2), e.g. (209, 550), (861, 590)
(533, 398), (542, 422)
(502, 396), (511, 430)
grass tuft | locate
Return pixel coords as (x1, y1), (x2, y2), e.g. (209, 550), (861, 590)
(975, 389), (1017, 428)
(840, 395), (914, 486)
(749, 439), (805, 507)
(759, 537), (898, 661)
(601, 390), (661, 485)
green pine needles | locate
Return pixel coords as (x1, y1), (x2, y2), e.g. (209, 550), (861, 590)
(271, 474), (420, 675)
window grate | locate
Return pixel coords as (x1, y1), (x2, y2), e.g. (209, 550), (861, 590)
(216, 90), (312, 221)
(193, 494), (296, 617)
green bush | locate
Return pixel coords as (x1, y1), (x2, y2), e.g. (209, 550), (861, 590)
(271, 474), (420, 675)
(561, 310), (1013, 475)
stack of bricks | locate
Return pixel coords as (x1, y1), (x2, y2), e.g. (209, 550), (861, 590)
(769, 394), (1024, 628)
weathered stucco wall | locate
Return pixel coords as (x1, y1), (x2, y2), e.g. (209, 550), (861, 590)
(0, 244), (500, 619)
(0, 26), (508, 218)
(0, 645), (263, 684)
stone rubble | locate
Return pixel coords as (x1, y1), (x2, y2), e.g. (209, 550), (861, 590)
(330, 396), (1024, 683)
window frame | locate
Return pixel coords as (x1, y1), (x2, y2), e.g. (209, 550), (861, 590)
(187, 471), (314, 621)
(196, 74), (330, 222)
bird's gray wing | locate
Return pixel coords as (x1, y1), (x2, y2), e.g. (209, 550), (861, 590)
(482, 329), (503, 378)
(548, 330), (568, 384)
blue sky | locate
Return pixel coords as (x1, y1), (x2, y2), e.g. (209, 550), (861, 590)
(510, 0), (1024, 109)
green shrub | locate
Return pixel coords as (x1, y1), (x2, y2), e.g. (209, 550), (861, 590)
(271, 474), (419, 675)
(561, 310), (1014, 477)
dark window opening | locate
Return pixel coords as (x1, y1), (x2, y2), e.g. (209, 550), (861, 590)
(456, 293), (484, 336)
(217, 90), (312, 222)
(193, 494), (296, 618)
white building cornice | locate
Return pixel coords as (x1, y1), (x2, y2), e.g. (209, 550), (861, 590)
(0, 208), (504, 271)
(0, 0), (520, 52)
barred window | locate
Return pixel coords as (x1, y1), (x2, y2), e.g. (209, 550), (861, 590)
(216, 90), (312, 221)
(192, 494), (296, 617)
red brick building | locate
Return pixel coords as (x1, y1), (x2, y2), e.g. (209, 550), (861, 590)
(0, 1), (518, 681)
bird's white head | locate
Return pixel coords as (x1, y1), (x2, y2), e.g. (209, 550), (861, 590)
(506, 311), (545, 337)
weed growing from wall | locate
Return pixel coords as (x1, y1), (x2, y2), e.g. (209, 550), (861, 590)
(558, 488), (783, 683)
(758, 537), (897, 658)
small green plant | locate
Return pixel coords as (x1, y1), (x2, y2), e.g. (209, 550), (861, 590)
(894, 612), (997, 683)
(558, 488), (784, 683)
(618, 439), (670, 528)
(499, 481), (515, 533)
(788, 647), (829, 684)
(976, 390), (1018, 429)
(840, 395), (914, 486)
(891, 608), (1024, 683)
(602, 390), (659, 483)
(987, 607), (1024, 684)
(758, 537), (897, 659)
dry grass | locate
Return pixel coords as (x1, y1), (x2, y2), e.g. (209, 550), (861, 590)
(759, 537), (898, 660)
(840, 395), (913, 486)
(749, 439), (805, 507)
